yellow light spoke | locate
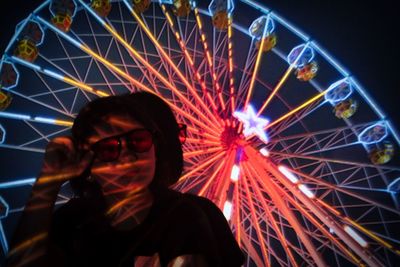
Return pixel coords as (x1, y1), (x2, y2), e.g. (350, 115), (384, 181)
(178, 150), (226, 183)
(160, 3), (222, 118)
(63, 76), (110, 97)
(122, 4), (222, 128)
(192, 5), (226, 112)
(256, 65), (295, 116)
(243, 30), (267, 110)
(198, 157), (226, 196)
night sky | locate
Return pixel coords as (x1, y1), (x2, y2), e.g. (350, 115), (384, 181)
(1, 0), (398, 127)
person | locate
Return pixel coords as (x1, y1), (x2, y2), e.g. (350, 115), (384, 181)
(6, 92), (244, 267)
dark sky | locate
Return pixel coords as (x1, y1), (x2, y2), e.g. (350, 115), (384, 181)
(1, 0), (398, 127)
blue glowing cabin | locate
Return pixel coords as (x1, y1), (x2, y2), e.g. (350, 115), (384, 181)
(287, 44), (318, 81)
(249, 16), (276, 52)
(209, 0), (234, 31)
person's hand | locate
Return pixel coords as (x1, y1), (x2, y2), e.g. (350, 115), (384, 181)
(38, 136), (94, 187)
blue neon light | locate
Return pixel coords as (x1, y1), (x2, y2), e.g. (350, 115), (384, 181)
(0, 222), (8, 255)
(16, 20), (45, 46)
(0, 61), (20, 90)
(34, 16), (83, 49)
(234, 104), (269, 143)
(358, 122), (388, 145)
(249, 15), (275, 40)
(178, 0), (395, 154)
(0, 111), (30, 120)
(239, 0), (271, 14)
(0, 124), (5, 144)
(0, 178), (36, 189)
(287, 44), (314, 68)
(208, 0), (235, 16)
(324, 78), (353, 104)
(10, 56), (41, 71)
(387, 178), (400, 194)
(159, 0), (173, 4)
(0, 197), (9, 219)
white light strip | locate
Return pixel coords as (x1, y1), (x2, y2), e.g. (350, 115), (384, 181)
(230, 164), (240, 182)
(259, 147), (269, 157)
(298, 184), (315, 199)
(278, 165), (299, 184)
(34, 116), (56, 124)
(0, 111), (60, 125)
(43, 69), (64, 80)
(223, 201), (233, 221)
(344, 225), (368, 248)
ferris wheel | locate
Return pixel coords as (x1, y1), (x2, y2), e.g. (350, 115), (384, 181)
(0, 0), (400, 266)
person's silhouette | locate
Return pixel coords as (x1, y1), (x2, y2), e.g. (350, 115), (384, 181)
(7, 92), (244, 267)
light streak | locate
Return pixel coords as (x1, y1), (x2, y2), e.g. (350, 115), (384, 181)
(298, 184), (315, 199)
(10, 56), (109, 97)
(257, 43), (310, 116)
(0, 222), (8, 254)
(262, 152), (382, 265)
(230, 164), (240, 182)
(7, 232), (48, 257)
(259, 147), (269, 157)
(158, 1), (221, 117)
(178, 150), (225, 182)
(256, 65), (295, 116)
(35, 15), (219, 135)
(278, 165), (299, 184)
(243, 17), (269, 110)
(192, 4), (226, 111)
(268, 168), (365, 266)
(0, 111), (73, 127)
(344, 226), (368, 248)
(344, 217), (399, 253)
(227, 15), (235, 114)
(198, 157), (226, 196)
(244, 161), (299, 267)
(124, 0), (222, 127)
(263, 89), (328, 132)
(234, 180), (241, 243)
(183, 147), (222, 158)
(185, 138), (221, 146)
(244, 146), (329, 266)
(223, 200), (233, 220)
(0, 178), (36, 189)
(241, 164), (271, 266)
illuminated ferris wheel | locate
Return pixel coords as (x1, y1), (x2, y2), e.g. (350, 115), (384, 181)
(0, 0), (400, 266)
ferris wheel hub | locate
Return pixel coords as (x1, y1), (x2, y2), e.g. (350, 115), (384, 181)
(220, 124), (240, 149)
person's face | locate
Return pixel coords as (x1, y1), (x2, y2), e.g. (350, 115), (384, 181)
(85, 114), (156, 197)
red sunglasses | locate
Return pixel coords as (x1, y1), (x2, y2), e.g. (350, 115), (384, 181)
(90, 128), (154, 162)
